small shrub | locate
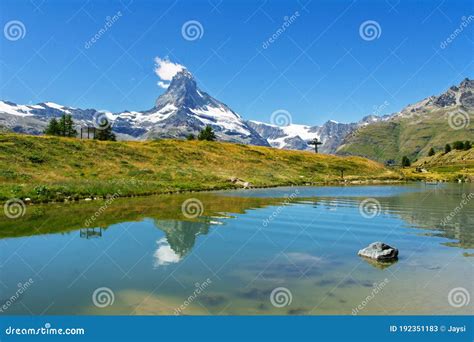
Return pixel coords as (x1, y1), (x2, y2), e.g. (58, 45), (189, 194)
(28, 154), (45, 164)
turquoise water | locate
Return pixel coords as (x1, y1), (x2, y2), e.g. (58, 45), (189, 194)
(0, 183), (472, 315)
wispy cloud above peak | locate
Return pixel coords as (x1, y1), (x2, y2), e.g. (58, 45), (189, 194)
(154, 57), (185, 89)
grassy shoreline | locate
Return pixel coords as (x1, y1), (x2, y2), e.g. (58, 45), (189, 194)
(0, 133), (471, 204)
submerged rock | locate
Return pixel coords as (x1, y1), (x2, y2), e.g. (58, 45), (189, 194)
(358, 242), (398, 261)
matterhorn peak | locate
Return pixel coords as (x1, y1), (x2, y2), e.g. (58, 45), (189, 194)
(155, 69), (201, 108)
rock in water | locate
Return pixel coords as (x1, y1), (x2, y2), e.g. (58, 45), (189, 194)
(358, 242), (398, 261)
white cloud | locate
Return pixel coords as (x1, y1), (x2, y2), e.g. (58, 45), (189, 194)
(153, 238), (181, 267)
(157, 81), (169, 89)
(154, 57), (185, 88)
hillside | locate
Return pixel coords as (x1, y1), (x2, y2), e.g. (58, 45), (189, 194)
(0, 133), (398, 203)
(337, 78), (474, 163)
(402, 149), (474, 182)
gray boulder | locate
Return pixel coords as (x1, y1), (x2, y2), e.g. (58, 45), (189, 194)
(358, 242), (398, 261)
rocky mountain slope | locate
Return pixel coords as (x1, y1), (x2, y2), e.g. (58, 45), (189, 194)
(337, 78), (474, 163)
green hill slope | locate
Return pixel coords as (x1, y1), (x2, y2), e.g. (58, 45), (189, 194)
(337, 78), (474, 164)
(0, 133), (397, 203)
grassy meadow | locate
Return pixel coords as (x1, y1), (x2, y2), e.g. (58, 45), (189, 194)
(0, 133), (398, 203)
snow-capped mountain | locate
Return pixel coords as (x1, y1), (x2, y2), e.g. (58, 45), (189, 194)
(0, 69), (269, 146)
(135, 69), (268, 145)
(248, 116), (389, 153)
(2, 72), (470, 156)
(0, 101), (106, 136)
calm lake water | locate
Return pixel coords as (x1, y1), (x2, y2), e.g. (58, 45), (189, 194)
(1, 183), (473, 315)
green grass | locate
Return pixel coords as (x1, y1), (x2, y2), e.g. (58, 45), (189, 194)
(0, 133), (399, 203)
(402, 149), (474, 181)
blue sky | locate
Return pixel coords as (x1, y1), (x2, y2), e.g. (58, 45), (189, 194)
(1, 0), (473, 125)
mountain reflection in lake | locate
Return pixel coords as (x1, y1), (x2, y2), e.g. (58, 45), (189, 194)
(0, 184), (472, 315)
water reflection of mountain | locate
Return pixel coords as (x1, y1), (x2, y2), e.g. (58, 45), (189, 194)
(154, 220), (211, 258)
(0, 193), (284, 240)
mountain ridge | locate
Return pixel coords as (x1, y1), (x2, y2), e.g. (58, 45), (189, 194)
(1, 74), (472, 159)
(336, 78), (474, 162)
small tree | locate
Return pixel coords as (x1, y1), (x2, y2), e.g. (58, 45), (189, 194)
(428, 147), (435, 156)
(445, 144), (452, 154)
(187, 133), (195, 140)
(58, 114), (77, 137)
(198, 125), (216, 141)
(44, 118), (60, 135)
(95, 123), (116, 141)
(401, 156), (411, 167)
(308, 138), (323, 153)
(464, 141), (472, 150)
(452, 141), (465, 150)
